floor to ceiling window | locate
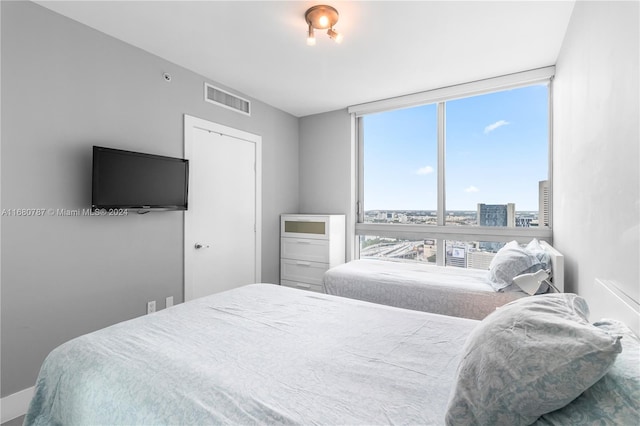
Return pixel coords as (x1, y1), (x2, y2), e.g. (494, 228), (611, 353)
(353, 68), (554, 268)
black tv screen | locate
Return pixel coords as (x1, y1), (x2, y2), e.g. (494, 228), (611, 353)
(92, 146), (189, 211)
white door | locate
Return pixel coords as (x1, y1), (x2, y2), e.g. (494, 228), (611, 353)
(184, 115), (262, 301)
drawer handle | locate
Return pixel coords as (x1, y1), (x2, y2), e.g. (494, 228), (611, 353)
(296, 283), (311, 288)
(296, 261), (311, 266)
(296, 240), (312, 244)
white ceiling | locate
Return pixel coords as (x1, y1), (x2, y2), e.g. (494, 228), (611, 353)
(35, 1), (576, 117)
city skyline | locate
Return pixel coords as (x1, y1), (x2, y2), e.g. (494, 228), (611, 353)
(363, 206), (543, 228)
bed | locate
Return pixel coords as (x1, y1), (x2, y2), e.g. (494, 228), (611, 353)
(25, 283), (638, 425)
(323, 240), (565, 320)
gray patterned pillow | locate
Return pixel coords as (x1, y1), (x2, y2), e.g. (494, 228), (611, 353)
(488, 240), (543, 291)
(445, 293), (623, 426)
(526, 238), (551, 269)
(536, 319), (640, 425)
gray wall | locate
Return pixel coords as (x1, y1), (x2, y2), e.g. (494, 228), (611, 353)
(1, 1), (299, 396)
(553, 1), (639, 327)
(299, 110), (354, 260)
(299, 110), (352, 215)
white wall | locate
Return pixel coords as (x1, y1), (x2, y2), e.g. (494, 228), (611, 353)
(1, 1), (299, 397)
(553, 1), (639, 329)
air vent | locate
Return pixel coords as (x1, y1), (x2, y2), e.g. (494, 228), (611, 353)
(204, 83), (251, 116)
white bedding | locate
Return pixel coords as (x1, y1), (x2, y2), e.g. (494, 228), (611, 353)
(25, 283), (478, 425)
(25, 283), (638, 425)
(323, 259), (527, 320)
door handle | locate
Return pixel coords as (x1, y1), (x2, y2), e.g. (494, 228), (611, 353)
(195, 243), (210, 249)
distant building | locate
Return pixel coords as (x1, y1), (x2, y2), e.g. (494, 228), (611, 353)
(477, 203), (515, 227)
(446, 244), (467, 268)
(421, 241), (437, 263)
(516, 216), (534, 227)
(467, 250), (495, 270)
(476, 203), (515, 253)
(539, 180), (550, 227)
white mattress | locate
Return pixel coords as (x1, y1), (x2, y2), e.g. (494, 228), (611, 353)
(25, 283), (478, 425)
(323, 259), (527, 320)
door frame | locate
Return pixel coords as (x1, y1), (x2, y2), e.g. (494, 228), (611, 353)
(183, 114), (262, 301)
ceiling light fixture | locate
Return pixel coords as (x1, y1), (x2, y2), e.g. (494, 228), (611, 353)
(305, 5), (343, 45)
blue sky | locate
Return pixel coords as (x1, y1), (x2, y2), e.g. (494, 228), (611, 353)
(363, 84), (549, 211)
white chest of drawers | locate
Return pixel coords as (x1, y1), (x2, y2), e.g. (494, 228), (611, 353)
(280, 214), (345, 293)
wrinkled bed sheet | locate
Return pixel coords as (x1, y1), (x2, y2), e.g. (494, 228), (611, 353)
(25, 283), (477, 425)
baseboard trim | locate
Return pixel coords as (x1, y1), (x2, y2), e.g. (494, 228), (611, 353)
(1, 386), (34, 423)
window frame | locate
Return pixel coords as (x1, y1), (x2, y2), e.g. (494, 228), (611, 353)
(351, 68), (554, 264)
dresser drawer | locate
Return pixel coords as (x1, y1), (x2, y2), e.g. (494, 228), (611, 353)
(280, 259), (328, 285)
(281, 215), (331, 240)
(281, 238), (330, 263)
(281, 280), (324, 293)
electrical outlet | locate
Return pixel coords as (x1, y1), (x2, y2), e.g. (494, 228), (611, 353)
(166, 296), (174, 308)
(147, 300), (156, 314)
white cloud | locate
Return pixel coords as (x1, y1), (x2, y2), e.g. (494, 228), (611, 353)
(416, 166), (434, 175)
(484, 120), (509, 134)
(464, 185), (479, 193)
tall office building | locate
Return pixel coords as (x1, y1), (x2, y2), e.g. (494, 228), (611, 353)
(539, 180), (550, 227)
(477, 203), (516, 254)
(477, 203), (516, 227)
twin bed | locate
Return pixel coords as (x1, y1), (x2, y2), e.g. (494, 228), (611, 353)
(324, 240), (565, 320)
(25, 283), (639, 425)
(323, 260), (528, 320)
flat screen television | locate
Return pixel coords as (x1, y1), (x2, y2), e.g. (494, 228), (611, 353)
(92, 146), (189, 211)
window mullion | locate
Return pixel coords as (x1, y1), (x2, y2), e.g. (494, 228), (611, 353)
(437, 102), (446, 226)
(356, 117), (364, 223)
(436, 102), (446, 265)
